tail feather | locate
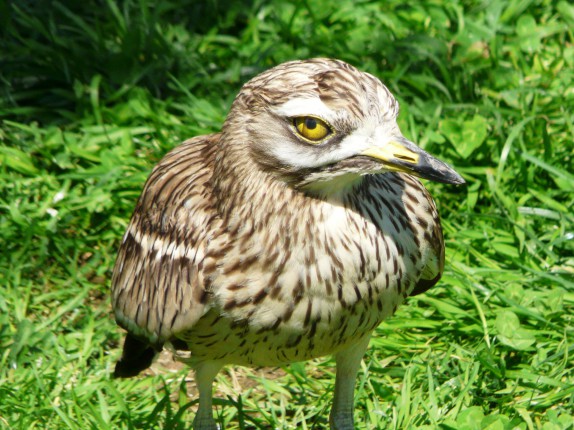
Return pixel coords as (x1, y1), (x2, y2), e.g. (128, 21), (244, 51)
(114, 334), (158, 378)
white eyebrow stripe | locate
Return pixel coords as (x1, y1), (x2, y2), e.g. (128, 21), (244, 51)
(272, 97), (336, 119)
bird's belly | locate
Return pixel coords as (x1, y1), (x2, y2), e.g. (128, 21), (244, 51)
(175, 281), (405, 367)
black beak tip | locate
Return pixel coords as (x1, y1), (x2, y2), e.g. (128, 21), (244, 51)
(414, 160), (465, 185)
(420, 156), (465, 185)
(450, 174), (466, 185)
(434, 175), (466, 185)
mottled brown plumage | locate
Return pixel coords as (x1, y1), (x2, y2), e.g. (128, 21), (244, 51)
(111, 58), (464, 429)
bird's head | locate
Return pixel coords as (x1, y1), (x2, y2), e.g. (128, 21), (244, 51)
(224, 58), (464, 196)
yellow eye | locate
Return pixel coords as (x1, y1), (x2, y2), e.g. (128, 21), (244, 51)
(293, 116), (332, 142)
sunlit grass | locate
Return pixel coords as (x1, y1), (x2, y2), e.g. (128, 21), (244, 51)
(1, 0), (572, 429)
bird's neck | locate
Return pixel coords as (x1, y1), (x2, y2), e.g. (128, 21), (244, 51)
(213, 148), (298, 223)
(297, 172), (364, 199)
(212, 144), (362, 230)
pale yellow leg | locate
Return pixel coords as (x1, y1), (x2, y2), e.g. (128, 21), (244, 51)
(329, 335), (371, 430)
(192, 361), (224, 430)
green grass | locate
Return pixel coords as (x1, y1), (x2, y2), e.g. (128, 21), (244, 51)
(1, 0), (573, 429)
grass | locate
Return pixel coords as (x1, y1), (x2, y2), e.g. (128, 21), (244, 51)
(1, 0), (573, 428)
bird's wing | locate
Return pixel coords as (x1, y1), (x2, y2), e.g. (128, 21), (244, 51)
(408, 177), (445, 296)
(111, 134), (220, 348)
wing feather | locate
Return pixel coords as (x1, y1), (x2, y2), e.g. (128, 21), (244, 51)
(409, 179), (445, 296)
(111, 134), (220, 348)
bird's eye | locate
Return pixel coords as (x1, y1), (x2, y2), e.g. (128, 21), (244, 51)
(293, 116), (332, 142)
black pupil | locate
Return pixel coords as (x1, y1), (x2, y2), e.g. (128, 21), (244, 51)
(305, 118), (317, 129)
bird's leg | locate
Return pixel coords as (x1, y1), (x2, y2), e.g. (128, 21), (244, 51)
(329, 335), (371, 430)
(192, 361), (223, 430)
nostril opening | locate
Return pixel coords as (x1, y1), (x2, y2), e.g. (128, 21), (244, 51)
(395, 154), (416, 163)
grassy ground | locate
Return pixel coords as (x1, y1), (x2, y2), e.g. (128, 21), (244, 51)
(1, 0), (573, 429)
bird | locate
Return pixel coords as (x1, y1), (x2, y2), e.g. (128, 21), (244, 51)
(111, 58), (465, 430)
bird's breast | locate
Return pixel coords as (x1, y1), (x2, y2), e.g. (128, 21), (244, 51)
(178, 190), (426, 366)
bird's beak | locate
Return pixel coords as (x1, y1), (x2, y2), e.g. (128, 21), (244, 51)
(361, 136), (465, 185)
